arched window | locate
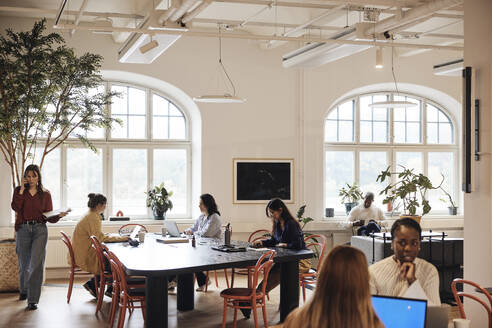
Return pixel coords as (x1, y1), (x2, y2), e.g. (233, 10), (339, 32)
(324, 92), (458, 215)
(28, 82), (191, 220)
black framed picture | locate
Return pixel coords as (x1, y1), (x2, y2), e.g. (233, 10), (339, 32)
(233, 159), (294, 203)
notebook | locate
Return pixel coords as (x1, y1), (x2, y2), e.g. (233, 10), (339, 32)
(371, 295), (427, 328)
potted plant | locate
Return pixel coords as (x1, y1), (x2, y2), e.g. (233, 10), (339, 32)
(377, 165), (442, 223)
(0, 19), (119, 190)
(440, 188), (458, 215)
(339, 182), (364, 215)
(296, 205), (320, 259)
(145, 183), (173, 220)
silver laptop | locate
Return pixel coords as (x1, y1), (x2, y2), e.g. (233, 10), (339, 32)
(425, 306), (449, 328)
(164, 220), (182, 237)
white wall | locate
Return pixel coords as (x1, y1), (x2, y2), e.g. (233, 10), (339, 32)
(463, 1), (492, 326)
(0, 16), (463, 245)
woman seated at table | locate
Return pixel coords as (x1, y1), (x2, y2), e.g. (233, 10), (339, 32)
(281, 245), (383, 328)
(72, 193), (128, 297)
(241, 198), (311, 318)
(183, 193), (222, 291)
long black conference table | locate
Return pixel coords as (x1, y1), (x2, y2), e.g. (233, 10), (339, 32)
(106, 234), (313, 328)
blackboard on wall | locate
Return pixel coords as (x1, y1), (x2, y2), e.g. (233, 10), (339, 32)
(233, 159), (293, 203)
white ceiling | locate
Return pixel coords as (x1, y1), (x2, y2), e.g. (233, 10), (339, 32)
(0, 0), (464, 61)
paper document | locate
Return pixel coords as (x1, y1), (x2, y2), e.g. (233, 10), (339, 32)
(43, 208), (71, 219)
(403, 280), (428, 301)
(156, 237), (189, 244)
(247, 247), (269, 251)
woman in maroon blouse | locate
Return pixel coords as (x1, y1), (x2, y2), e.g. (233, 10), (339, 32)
(11, 164), (68, 310)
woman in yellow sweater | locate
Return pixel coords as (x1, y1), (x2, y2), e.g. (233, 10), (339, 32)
(72, 193), (127, 297)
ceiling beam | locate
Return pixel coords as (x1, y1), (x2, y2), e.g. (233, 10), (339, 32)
(0, 6), (144, 20)
(192, 17), (341, 30)
(70, 0), (89, 36)
(53, 23), (464, 51)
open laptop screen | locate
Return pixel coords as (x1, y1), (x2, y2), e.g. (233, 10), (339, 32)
(371, 295), (427, 328)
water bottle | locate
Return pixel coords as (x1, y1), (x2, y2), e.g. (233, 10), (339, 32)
(191, 234), (196, 247)
(224, 223), (231, 246)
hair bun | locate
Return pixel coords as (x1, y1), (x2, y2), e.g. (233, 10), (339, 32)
(88, 193), (95, 198)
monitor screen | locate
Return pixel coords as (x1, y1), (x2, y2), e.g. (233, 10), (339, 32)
(371, 295), (427, 328)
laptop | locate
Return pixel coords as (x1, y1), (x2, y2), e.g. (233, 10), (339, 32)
(372, 295), (427, 328)
(426, 306), (450, 328)
(164, 220), (184, 237)
(129, 225), (141, 240)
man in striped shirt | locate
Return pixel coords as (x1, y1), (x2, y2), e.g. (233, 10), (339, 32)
(369, 218), (441, 305)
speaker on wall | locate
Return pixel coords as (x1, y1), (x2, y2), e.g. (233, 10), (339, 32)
(462, 66), (472, 193)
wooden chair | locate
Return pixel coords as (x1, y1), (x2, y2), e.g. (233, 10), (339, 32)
(90, 236), (114, 314)
(451, 278), (492, 328)
(118, 224), (148, 236)
(299, 234), (328, 302)
(107, 251), (146, 328)
(60, 231), (93, 303)
(230, 229), (271, 288)
(220, 250), (276, 328)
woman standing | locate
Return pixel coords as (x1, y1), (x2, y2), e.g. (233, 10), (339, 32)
(72, 193), (128, 297)
(11, 164), (69, 310)
(282, 245), (383, 328)
(184, 193), (222, 291)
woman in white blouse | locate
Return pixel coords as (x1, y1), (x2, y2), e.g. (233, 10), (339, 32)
(184, 193), (222, 291)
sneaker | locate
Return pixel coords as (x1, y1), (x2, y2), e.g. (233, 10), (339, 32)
(105, 289), (113, 298)
(168, 280), (177, 290)
(26, 303), (38, 311)
(83, 282), (97, 298)
(19, 293), (27, 301)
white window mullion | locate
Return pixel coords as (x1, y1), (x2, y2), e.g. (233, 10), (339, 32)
(107, 146), (113, 218)
(355, 96), (360, 143)
(148, 147), (153, 218)
(60, 145), (67, 209)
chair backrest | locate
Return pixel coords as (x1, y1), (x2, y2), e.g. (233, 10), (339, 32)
(451, 278), (492, 327)
(89, 235), (107, 275)
(118, 224), (148, 236)
(304, 234), (328, 272)
(248, 229), (271, 243)
(60, 231), (76, 268)
(107, 251), (129, 293)
(252, 250), (276, 297)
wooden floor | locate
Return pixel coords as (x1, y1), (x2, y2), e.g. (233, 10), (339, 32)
(0, 273), (289, 328)
(0, 274), (461, 327)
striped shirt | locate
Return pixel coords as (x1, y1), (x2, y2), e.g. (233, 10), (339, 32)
(369, 256), (441, 306)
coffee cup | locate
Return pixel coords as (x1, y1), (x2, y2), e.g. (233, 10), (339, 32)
(453, 318), (471, 328)
(161, 227), (167, 236)
(138, 231), (145, 243)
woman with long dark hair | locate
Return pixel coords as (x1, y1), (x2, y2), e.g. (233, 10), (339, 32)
(184, 193), (222, 291)
(282, 245), (383, 328)
(11, 164), (69, 310)
(72, 193), (128, 297)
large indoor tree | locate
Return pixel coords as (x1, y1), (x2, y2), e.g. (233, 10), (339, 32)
(0, 19), (119, 190)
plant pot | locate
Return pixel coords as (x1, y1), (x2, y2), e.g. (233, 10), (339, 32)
(153, 209), (166, 220)
(399, 215), (421, 224)
(325, 208), (335, 217)
(448, 206), (458, 215)
(344, 202), (358, 215)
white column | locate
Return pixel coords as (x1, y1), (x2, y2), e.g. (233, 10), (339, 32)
(463, 0), (492, 326)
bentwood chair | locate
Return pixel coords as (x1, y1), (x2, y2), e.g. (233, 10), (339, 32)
(60, 231), (93, 303)
(107, 251), (146, 328)
(230, 229), (271, 288)
(299, 234), (327, 301)
(451, 278), (492, 328)
(90, 236), (115, 314)
(220, 250), (276, 328)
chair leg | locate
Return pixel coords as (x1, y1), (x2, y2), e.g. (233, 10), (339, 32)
(233, 304), (238, 328)
(67, 270), (74, 303)
(214, 270), (219, 287)
(231, 269), (235, 288)
(108, 284), (119, 325)
(141, 302), (146, 323)
(262, 303), (269, 328)
(252, 303), (259, 328)
(222, 299), (228, 328)
(223, 269), (230, 288)
(302, 283), (306, 302)
(117, 297), (127, 328)
(96, 278), (105, 313)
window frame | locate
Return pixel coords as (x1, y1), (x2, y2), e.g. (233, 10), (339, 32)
(17, 81), (192, 222)
(324, 92), (459, 216)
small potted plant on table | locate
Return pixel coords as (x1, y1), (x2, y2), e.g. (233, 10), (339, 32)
(339, 182), (364, 215)
(145, 183), (173, 220)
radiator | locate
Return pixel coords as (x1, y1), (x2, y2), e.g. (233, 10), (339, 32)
(46, 238), (69, 268)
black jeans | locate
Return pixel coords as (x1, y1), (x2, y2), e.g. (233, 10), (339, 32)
(87, 257), (112, 294)
(196, 271), (207, 287)
(357, 220), (381, 236)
